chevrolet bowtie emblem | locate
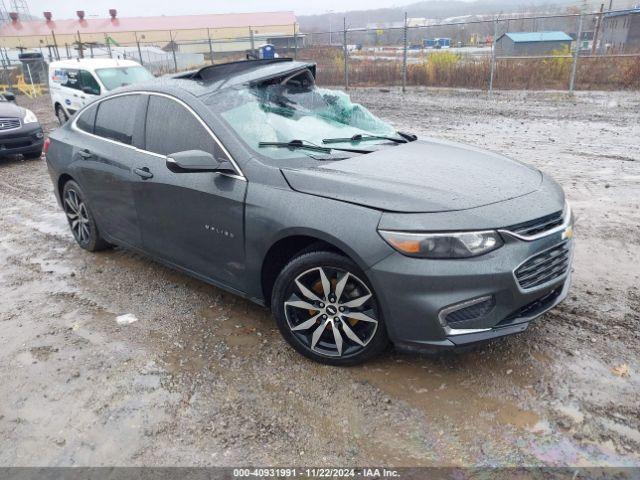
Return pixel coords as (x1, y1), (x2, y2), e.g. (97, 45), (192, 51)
(562, 225), (574, 240)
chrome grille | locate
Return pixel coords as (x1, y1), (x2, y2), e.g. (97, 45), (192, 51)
(0, 117), (20, 130)
(509, 210), (564, 237)
(515, 242), (570, 289)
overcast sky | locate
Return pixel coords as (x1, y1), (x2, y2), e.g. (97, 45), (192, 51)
(22, 0), (411, 19)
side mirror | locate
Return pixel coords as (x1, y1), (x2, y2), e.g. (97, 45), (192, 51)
(82, 86), (99, 95)
(167, 150), (234, 173)
(2, 91), (16, 102)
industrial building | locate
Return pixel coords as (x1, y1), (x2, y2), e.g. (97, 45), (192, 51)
(599, 7), (640, 53)
(495, 31), (573, 56)
(0, 10), (300, 56)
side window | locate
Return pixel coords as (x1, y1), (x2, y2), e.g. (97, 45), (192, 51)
(145, 95), (228, 160)
(94, 95), (143, 145)
(61, 69), (80, 89)
(76, 104), (98, 133)
(79, 70), (100, 95)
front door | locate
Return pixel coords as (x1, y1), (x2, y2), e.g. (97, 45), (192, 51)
(59, 68), (84, 114)
(133, 94), (247, 291)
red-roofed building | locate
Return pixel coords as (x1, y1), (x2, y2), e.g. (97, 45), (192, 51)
(0, 10), (298, 51)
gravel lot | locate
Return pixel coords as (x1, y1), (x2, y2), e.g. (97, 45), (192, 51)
(1, 88), (639, 467)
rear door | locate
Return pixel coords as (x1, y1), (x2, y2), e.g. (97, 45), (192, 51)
(133, 94), (248, 290)
(72, 93), (148, 248)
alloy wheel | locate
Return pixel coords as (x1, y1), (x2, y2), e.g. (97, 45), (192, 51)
(284, 266), (378, 358)
(63, 188), (90, 244)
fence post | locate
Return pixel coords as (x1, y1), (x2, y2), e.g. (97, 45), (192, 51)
(249, 27), (255, 52)
(26, 63), (36, 97)
(343, 18), (348, 91)
(51, 30), (60, 60)
(207, 28), (214, 65)
(488, 17), (498, 98)
(294, 23), (298, 59)
(135, 32), (144, 65)
(402, 12), (408, 93)
(569, 11), (584, 94)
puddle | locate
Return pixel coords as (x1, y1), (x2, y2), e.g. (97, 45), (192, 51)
(357, 358), (540, 430)
(200, 302), (269, 351)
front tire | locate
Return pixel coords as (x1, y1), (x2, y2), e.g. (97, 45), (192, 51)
(272, 251), (389, 366)
(62, 180), (110, 252)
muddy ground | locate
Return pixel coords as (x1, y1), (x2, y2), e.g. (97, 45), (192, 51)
(0, 89), (639, 467)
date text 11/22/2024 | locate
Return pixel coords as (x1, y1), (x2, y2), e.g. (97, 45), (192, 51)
(232, 468), (400, 478)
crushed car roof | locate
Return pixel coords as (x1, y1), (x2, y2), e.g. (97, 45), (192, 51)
(120, 58), (317, 98)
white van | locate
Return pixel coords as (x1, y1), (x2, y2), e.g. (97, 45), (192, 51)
(49, 58), (154, 124)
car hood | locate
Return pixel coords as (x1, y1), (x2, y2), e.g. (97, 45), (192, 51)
(280, 138), (543, 213)
(0, 101), (23, 118)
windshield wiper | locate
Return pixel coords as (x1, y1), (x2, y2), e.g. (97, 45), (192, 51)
(397, 131), (418, 142)
(259, 139), (373, 155)
(259, 140), (332, 154)
(322, 133), (407, 144)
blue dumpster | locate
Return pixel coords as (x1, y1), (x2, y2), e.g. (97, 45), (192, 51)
(259, 44), (276, 59)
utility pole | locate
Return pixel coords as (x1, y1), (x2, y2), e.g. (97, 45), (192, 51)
(592, 3), (604, 54)
(104, 33), (112, 59)
(207, 28), (214, 65)
(169, 31), (178, 72)
(135, 32), (143, 65)
(343, 17), (348, 91)
(77, 31), (84, 58)
(293, 23), (298, 59)
(402, 12), (408, 93)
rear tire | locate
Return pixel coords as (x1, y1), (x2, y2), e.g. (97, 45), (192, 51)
(272, 250), (389, 366)
(62, 180), (111, 252)
(23, 149), (42, 160)
(56, 105), (69, 125)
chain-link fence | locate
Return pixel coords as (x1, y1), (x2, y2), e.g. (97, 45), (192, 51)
(298, 8), (640, 92)
(2, 9), (639, 95)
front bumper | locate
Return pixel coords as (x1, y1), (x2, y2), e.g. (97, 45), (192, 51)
(367, 226), (574, 352)
(0, 123), (44, 156)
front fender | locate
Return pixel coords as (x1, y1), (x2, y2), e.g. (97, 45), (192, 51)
(242, 183), (392, 301)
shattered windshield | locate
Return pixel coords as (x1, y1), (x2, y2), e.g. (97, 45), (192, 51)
(205, 69), (396, 160)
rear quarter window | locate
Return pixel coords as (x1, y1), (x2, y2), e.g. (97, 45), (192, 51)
(76, 104), (98, 134)
(94, 95), (143, 145)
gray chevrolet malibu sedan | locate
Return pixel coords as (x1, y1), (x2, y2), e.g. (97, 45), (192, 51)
(45, 58), (574, 365)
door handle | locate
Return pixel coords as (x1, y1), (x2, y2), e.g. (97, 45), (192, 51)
(78, 149), (93, 159)
(134, 167), (154, 179)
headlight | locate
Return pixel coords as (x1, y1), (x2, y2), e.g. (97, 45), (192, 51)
(379, 230), (504, 258)
(23, 109), (38, 124)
